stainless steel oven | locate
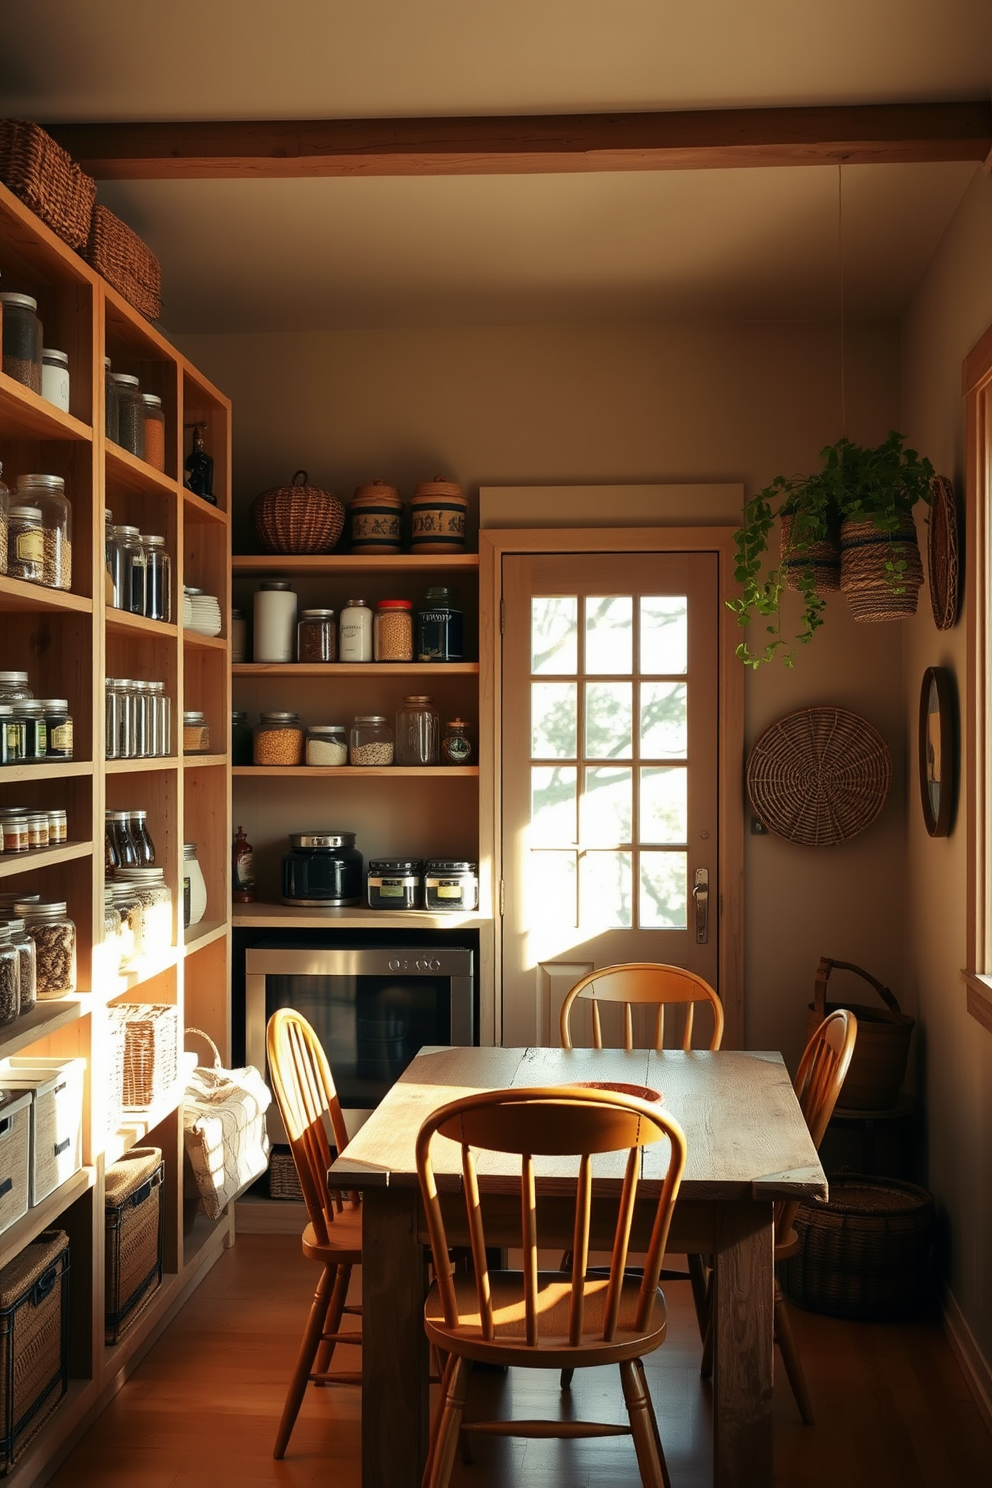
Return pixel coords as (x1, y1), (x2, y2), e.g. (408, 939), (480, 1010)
(245, 939), (475, 1139)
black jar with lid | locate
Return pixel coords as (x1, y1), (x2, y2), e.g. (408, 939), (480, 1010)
(416, 587), (464, 662)
(424, 859), (479, 911)
(282, 831), (364, 906)
(367, 858), (423, 910)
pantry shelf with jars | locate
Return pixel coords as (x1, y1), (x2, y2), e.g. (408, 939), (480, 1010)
(0, 175), (233, 1481)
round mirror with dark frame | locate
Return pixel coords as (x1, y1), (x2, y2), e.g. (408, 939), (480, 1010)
(919, 666), (954, 837)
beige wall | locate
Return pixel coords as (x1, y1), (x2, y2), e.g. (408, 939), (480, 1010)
(177, 317), (905, 1069)
(902, 166), (992, 1370)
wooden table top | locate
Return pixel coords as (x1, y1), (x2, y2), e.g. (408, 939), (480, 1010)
(332, 1045), (827, 1204)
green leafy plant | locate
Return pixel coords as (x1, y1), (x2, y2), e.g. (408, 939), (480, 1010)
(728, 431), (934, 667)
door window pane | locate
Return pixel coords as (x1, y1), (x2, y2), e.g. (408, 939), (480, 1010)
(585, 596), (633, 674)
(582, 767), (632, 846)
(640, 682), (688, 759)
(640, 767), (688, 844)
(530, 767), (577, 846)
(531, 683), (577, 758)
(528, 850), (577, 928)
(585, 682), (632, 760)
(531, 597), (577, 675)
(579, 851), (632, 929)
(640, 852), (688, 928)
(641, 597), (688, 675)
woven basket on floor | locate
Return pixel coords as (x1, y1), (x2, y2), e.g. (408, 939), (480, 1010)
(251, 470), (346, 555)
(85, 204), (161, 321)
(104, 1147), (164, 1344)
(0, 1230), (69, 1472)
(0, 120), (95, 248)
(785, 1175), (936, 1320)
(746, 706), (891, 846)
(840, 513), (924, 621)
(780, 512), (841, 595)
(268, 1147), (303, 1201)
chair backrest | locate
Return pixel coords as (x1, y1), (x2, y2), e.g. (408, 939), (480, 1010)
(416, 1086), (687, 1347)
(559, 962), (725, 1052)
(266, 1007), (357, 1246)
(776, 1008), (857, 1243)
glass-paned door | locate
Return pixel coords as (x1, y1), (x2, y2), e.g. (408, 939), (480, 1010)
(501, 551), (719, 1044)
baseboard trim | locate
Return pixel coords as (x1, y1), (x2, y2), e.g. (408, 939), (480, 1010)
(235, 1193), (307, 1234)
(942, 1286), (992, 1436)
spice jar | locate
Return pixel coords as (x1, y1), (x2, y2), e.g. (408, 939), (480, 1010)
(7, 503), (44, 583)
(14, 701), (47, 760)
(114, 868), (172, 956)
(113, 373), (145, 459)
(19, 900), (76, 997)
(410, 477), (467, 553)
(253, 580), (297, 663)
(306, 724), (348, 766)
(0, 708), (26, 767)
(106, 810), (138, 869)
(0, 926), (20, 1026)
(41, 349), (70, 413)
(142, 394), (166, 471)
(142, 535), (171, 621)
(367, 858), (422, 910)
(0, 918), (35, 1014)
(281, 831), (364, 906)
(416, 586), (464, 661)
(232, 710), (254, 766)
(297, 609), (337, 663)
(183, 710), (211, 753)
(0, 292), (42, 393)
(25, 811), (50, 849)
(339, 598), (373, 662)
(184, 842), (207, 926)
(0, 810), (28, 852)
(374, 599), (414, 661)
(15, 474), (71, 590)
(47, 808), (67, 845)
(39, 699), (73, 759)
(395, 695), (440, 765)
(128, 809), (156, 865)
(104, 357), (119, 443)
(254, 712), (304, 766)
(350, 480), (403, 554)
(349, 715), (394, 766)
(423, 859), (480, 912)
(441, 718), (474, 766)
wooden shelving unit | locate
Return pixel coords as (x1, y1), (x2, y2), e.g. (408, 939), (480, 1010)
(0, 178), (232, 1483)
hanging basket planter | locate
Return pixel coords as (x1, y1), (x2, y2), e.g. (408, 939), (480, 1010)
(840, 513), (923, 622)
(780, 512), (841, 595)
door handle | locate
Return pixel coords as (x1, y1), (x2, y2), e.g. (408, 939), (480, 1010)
(692, 868), (709, 944)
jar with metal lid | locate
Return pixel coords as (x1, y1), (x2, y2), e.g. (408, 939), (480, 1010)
(7, 503), (44, 583)
(367, 858), (423, 910)
(24, 811), (49, 849)
(254, 711), (304, 766)
(142, 393), (166, 471)
(39, 699), (72, 759)
(0, 925), (19, 1026)
(0, 810), (28, 852)
(0, 673), (31, 704)
(110, 881), (143, 966)
(148, 680), (170, 756)
(349, 715), (394, 766)
(14, 701), (47, 760)
(128, 809), (156, 865)
(113, 373), (145, 458)
(19, 900), (76, 997)
(0, 707), (26, 767)
(232, 709), (254, 766)
(106, 810), (138, 869)
(374, 599), (414, 661)
(131, 679), (152, 757)
(305, 724), (348, 767)
(105, 678), (128, 759)
(441, 718), (474, 766)
(114, 868), (172, 955)
(253, 580), (297, 663)
(339, 599), (373, 662)
(142, 535), (171, 621)
(424, 859), (479, 912)
(281, 831), (364, 906)
(15, 473), (71, 590)
(297, 609), (337, 663)
(112, 524), (145, 614)
(0, 918), (35, 1014)
(0, 292), (42, 393)
(183, 710), (211, 754)
(395, 695), (440, 765)
(47, 808), (67, 845)
(349, 480), (403, 554)
(104, 356), (119, 442)
(184, 842), (207, 926)
(231, 608), (247, 663)
(41, 348), (70, 413)
(416, 586), (464, 661)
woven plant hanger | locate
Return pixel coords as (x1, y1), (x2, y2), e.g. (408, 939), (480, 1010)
(746, 706), (891, 845)
(780, 512), (841, 596)
(840, 513), (924, 621)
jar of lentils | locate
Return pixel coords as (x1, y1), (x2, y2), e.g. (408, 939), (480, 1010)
(297, 609), (337, 662)
(374, 599), (414, 661)
(349, 715), (394, 766)
(0, 925), (19, 1025)
(0, 918), (36, 1013)
(254, 711), (304, 766)
(18, 900), (76, 997)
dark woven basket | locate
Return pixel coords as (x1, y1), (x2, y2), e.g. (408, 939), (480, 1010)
(840, 513), (923, 621)
(251, 470), (346, 555)
(268, 1147), (303, 1201)
(746, 706), (891, 846)
(0, 119), (95, 248)
(85, 204), (162, 321)
(785, 1175), (936, 1320)
(780, 512), (841, 595)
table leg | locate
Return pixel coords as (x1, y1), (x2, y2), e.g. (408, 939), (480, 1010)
(361, 1186), (429, 1488)
(712, 1202), (774, 1488)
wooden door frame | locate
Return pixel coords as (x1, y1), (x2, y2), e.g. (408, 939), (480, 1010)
(480, 526), (745, 1049)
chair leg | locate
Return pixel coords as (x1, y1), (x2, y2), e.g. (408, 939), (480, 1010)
(633, 1358), (671, 1488)
(313, 1263), (351, 1379)
(273, 1263), (335, 1459)
(424, 1354), (471, 1488)
(775, 1282), (814, 1424)
(619, 1357), (667, 1488)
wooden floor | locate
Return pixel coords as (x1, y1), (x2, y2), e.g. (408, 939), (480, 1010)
(49, 1234), (992, 1488)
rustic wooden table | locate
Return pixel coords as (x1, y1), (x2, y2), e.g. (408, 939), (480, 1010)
(331, 1045), (826, 1488)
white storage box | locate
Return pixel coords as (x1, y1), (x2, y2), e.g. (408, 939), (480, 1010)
(0, 1061), (85, 1206)
(0, 1093), (32, 1237)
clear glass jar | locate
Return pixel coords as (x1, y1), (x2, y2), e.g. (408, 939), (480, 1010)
(254, 711), (304, 766)
(25, 811), (49, 849)
(142, 393), (166, 471)
(0, 917), (36, 1014)
(106, 810), (138, 869)
(441, 717), (474, 766)
(142, 535), (171, 621)
(104, 507), (118, 605)
(184, 842), (207, 926)
(305, 724), (348, 767)
(339, 598), (373, 662)
(0, 926), (19, 1026)
(0, 810), (28, 852)
(395, 695), (440, 765)
(416, 586), (464, 661)
(105, 677), (127, 759)
(15, 474), (71, 590)
(0, 292), (42, 393)
(113, 373), (145, 459)
(423, 859), (480, 912)
(39, 699), (72, 759)
(14, 701), (47, 761)
(231, 710), (254, 766)
(114, 868), (172, 956)
(128, 809), (156, 866)
(0, 673), (31, 704)
(183, 710), (210, 753)
(19, 900), (76, 997)
(0, 707), (26, 767)
(0, 462), (8, 574)
(297, 609), (337, 663)
(349, 714), (394, 766)
(114, 524), (145, 615)
(367, 857), (423, 910)
(374, 599), (414, 662)
(110, 881), (143, 967)
(41, 348), (70, 413)
(7, 503), (44, 583)
(148, 680), (170, 756)
(131, 680), (151, 757)
(104, 356), (119, 443)
(47, 808), (67, 845)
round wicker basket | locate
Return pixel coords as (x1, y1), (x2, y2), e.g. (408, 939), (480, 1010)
(840, 513), (923, 621)
(250, 470), (345, 555)
(746, 706), (891, 845)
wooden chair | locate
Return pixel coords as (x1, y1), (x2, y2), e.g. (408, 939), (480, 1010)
(416, 1084), (688, 1488)
(266, 1008), (362, 1460)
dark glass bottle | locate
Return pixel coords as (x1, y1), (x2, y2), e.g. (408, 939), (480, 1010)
(184, 422), (215, 504)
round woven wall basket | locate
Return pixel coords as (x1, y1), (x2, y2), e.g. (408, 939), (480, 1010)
(746, 706), (891, 845)
(251, 470), (345, 555)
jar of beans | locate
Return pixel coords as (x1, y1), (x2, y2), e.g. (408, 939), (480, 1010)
(7, 503), (44, 583)
(349, 715), (394, 766)
(0, 292), (42, 392)
(0, 918), (35, 1013)
(374, 599), (414, 661)
(0, 926), (19, 1025)
(19, 900), (76, 997)
(297, 609), (337, 662)
(183, 710), (211, 753)
(254, 711), (304, 766)
(142, 394), (166, 471)
(15, 473), (72, 590)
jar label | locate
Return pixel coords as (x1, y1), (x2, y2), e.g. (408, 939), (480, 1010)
(378, 883), (406, 897)
(353, 512), (401, 538)
(437, 883), (464, 899)
(15, 529), (44, 563)
(444, 735), (472, 763)
(51, 722), (73, 751)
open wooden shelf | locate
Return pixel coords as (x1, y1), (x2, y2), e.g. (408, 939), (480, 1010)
(232, 901), (491, 930)
(0, 370), (93, 442)
(0, 1167), (95, 1272)
(0, 573), (92, 616)
(0, 840), (92, 878)
(233, 764), (478, 778)
(0, 995), (85, 1061)
(232, 552), (478, 575)
(233, 660), (479, 676)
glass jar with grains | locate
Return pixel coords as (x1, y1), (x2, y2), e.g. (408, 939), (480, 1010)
(0, 292), (42, 392)
(18, 899), (76, 997)
(183, 710), (211, 754)
(0, 917), (36, 1013)
(349, 715), (394, 766)
(15, 473), (71, 590)
(114, 868), (172, 956)
(0, 926), (20, 1026)
(254, 712), (304, 766)
(297, 609), (337, 663)
(374, 599), (414, 662)
(305, 724), (348, 766)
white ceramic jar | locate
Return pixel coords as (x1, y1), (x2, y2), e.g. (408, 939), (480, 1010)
(253, 581), (297, 662)
(183, 842), (207, 926)
(339, 598), (373, 662)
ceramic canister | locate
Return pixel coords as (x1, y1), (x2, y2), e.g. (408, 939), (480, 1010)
(410, 477), (467, 553)
(350, 480), (403, 554)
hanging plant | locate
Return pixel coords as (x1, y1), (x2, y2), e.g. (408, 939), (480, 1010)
(728, 431), (934, 667)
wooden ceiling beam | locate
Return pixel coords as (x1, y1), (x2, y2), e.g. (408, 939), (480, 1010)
(48, 102), (992, 180)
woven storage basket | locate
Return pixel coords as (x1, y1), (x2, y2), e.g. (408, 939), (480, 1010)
(0, 120), (95, 249)
(746, 706), (891, 846)
(268, 1146), (304, 1201)
(785, 1175), (936, 1320)
(85, 203), (162, 321)
(780, 512), (841, 595)
(108, 1004), (179, 1109)
(840, 513), (924, 621)
(251, 469), (345, 554)
(105, 1147), (164, 1344)
(0, 1230), (69, 1473)
(807, 958), (914, 1110)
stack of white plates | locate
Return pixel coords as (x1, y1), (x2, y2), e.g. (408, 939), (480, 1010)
(183, 589), (223, 637)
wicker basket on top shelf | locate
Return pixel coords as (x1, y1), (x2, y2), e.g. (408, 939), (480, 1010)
(0, 119), (95, 248)
(85, 204), (162, 321)
(251, 469), (346, 554)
